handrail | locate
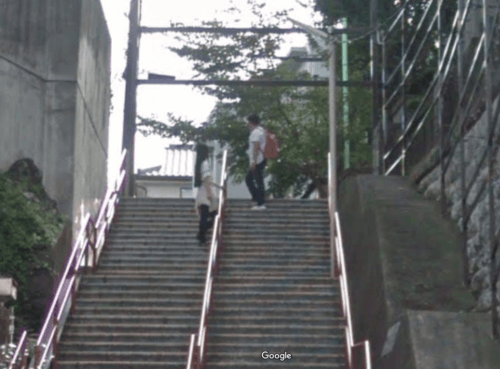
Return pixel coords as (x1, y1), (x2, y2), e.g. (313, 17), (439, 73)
(8, 330), (28, 369)
(8, 149), (128, 369)
(383, 0), (477, 168)
(186, 150), (228, 369)
(381, 0), (500, 338)
(328, 153), (372, 369)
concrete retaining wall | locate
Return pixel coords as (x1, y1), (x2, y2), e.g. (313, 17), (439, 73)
(0, 0), (110, 236)
(339, 175), (478, 368)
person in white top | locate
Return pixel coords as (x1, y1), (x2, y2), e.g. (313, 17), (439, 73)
(193, 144), (220, 245)
(245, 114), (267, 210)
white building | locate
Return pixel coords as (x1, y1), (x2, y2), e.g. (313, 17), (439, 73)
(135, 144), (195, 198)
(135, 143), (255, 199)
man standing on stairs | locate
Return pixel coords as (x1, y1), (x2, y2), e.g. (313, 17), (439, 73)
(245, 114), (267, 210)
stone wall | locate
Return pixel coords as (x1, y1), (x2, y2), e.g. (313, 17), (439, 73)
(415, 95), (500, 312)
(0, 0), (110, 237)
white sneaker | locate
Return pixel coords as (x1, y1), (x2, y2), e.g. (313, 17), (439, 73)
(251, 205), (267, 210)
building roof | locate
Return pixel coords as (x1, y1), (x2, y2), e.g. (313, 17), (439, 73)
(137, 144), (195, 179)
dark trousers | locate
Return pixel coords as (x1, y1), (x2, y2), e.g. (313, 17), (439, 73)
(198, 205), (217, 243)
(245, 159), (266, 205)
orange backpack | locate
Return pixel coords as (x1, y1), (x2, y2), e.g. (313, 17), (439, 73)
(264, 129), (280, 159)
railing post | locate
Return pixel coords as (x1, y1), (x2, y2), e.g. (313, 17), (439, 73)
(482, 0), (499, 339)
(437, 0), (446, 216)
(400, 1), (408, 176)
(457, 0), (470, 286)
(34, 345), (41, 369)
(53, 320), (59, 369)
(381, 33), (387, 174)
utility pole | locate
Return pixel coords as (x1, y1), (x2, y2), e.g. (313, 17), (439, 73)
(287, 18), (337, 216)
(328, 31), (338, 216)
(370, 0), (381, 174)
(122, 0), (141, 197)
(342, 18), (350, 170)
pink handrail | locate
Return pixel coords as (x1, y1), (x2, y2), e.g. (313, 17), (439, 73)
(7, 149), (128, 369)
(186, 150), (228, 369)
(8, 330), (28, 369)
(328, 153), (372, 369)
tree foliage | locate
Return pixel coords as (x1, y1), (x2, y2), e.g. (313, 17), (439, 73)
(0, 162), (65, 332)
(138, 0), (373, 197)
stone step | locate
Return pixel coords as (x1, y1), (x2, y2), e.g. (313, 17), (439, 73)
(206, 352), (344, 363)
(222, 234), (328, 240)
(92, 270), (207, 276)
(73, 306), (202, 317)
(225, 208), (329, 215)
(211, 298), (338, 309)
(75, 298), (202, 308)
(77, 290), (204, 299)
(104, 242), (208, 250)
(60, 331), (195, 343)
(204, 333), (343, 345)
(68, 314), (343, 327)
(212, 290), (338, 299)
(98, 256), (208, 264)
(207, 324), (342, 335)
(111, 222), (328, 231)
(82, 274), (206, 284)
(101, 249), (328, 258)
(216, 275), (333, 284)
(80, 281), (205, 291)
(58, 361), (185, 369)
(59, 341), (188, 353)
(107, 229), (329, 237)
(68, 315), (200, 325)
(213, 282), (336, 292)
(206, 341), (343, 355)
(204, 363), (344, 369)
(209, 315), (344, 326)
(60, 341), (343, 355)
(96, 264), (207, 272)
(64, 323), (197, 334)
(72, 305), (338, 319)
(59, 351), (188, 362)
(105, 239), (327, 249)
(217, 264), (330, 273)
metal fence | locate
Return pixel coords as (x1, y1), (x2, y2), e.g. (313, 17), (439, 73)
(381, 0), (500, 338)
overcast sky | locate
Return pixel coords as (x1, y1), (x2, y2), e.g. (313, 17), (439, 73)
(100, 0), (322, 182)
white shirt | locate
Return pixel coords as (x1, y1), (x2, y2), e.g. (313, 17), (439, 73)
(248, 126), (266, 165)
(193, 160), (213, 208)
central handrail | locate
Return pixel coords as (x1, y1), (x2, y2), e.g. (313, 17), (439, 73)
(186, 150), (228, 369)
(328, 153), (372, 369)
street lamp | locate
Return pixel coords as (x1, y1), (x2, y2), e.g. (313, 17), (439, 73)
(288, 18), (337, 215)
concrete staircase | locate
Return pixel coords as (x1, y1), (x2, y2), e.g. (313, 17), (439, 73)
(58, 198), (207, 369)
(205, 199), (345, 368)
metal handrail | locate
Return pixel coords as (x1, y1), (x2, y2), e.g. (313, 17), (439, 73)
(6, 149), (128, 369)
(328, 153), (372, 369)
(383, 0), (482, 169)
(186, 150), (228, 369)
(381, 0), (500, 338)
(384, 0), (439, 99)
(8, 330), (27, 369)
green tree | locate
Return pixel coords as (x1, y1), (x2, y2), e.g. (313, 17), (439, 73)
(138, 0), (372, 197)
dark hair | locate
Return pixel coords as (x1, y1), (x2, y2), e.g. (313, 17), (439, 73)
(246, 114), (261, 125)
(194, 143), (209, 188)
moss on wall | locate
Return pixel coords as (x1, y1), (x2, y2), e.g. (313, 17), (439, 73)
(0, 159), (65, 333)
